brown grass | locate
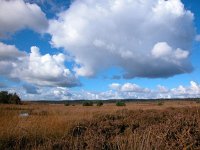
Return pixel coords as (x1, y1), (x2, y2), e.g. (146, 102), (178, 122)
(0, 101), (200, 149)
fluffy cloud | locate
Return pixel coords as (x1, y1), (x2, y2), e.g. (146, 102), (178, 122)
(4, 81), (199, 100)
(16, 46), (79, 87)
(109, 83), (150, 93)
(109, 81), (200, 99)
(109, 83), (121, 90)
(0, 0), (48, 37)
(0, 42), (26, 60)
(151, 42), (189, 60)
(121, 83), (150, 93)
(0, 42), (79, 87)
(157, 85), (169, 93)
(108, 81), (200, 100)
(171, 81), (200, 98)
(48, 0), (195, 78)
(16, 86), (73, 100)
(0, 42), (26, 76)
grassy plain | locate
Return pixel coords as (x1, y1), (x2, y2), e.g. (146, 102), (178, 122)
(0, 101), (200, 149)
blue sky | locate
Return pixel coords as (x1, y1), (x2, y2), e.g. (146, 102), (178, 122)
(0, 0), (200, 100)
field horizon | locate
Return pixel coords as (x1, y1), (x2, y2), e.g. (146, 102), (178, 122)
(25, 98), (200, 104)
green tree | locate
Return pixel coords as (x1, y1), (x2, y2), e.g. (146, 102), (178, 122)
(0, 91), (9, 104)
(9, 93), (21, 104)
(0, 91), (21, 104)
(82, 101), (93, 106)
(96, 101), (103, 106)
(116, 101), (126, 106)
(64, 102), (70, 106)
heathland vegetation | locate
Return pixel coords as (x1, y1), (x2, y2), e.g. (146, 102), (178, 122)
(1, 101), (200, 149)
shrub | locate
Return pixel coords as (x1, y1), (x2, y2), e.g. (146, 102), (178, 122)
(196, 99), (200, 103)
(116, 101), (126, 106)
(64, 103), (70, 106)
(157, 101), (164, 106)
(96, 101), (103, 106)
(0, 91), (21, 104)
(82, 101), (93, 106)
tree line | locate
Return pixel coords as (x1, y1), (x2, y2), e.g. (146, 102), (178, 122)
(0, 91), (21, 104)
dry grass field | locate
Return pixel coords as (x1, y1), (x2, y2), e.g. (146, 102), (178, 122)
(1, 101), (200, 150)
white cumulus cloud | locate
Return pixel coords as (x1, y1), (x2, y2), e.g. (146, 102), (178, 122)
(171, 81), (200, 97)
(16, 46), (79, 87)
(109, 82), (150, 93)
(0, 42), (79, 87)
(48, 0), (195, 78)
(0, 0), (48, 37)
(4, 81), (199, 100)
(151, 42), (190, 63)
(0, 42), (26, 60)
(0, 42), (26, 76)
(109, 83), (121, 90)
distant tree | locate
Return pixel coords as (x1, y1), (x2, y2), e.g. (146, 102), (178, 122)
(116, 101), (126, 106)
(96, 101), (103, 106)
(157, 101), (164, 106)
(0, 91), (9, 104)
(64, 102), (70, 106)
(196, 99), (200, 103)
(9, 93), (21, 104)
(82, 101), (93, 106)
(0, 91), (21, 104)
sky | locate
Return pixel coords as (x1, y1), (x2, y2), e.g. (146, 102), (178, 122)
(0, 0), (200, 100)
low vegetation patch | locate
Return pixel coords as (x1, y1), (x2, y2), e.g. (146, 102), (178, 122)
(82, 101), (93, 106)
(64, 102), (70, 106)
(96, 101), (103, 106)
(116, 101), (126, 106)
(1, 102), (200, 150)
(196, 99), (200, 103)
(62, 107), (200, 150)
(157, 101), (164, 106)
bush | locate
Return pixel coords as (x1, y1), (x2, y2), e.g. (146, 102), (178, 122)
(157, 101), (164, 106)
(64, 103), (70, 106)
(196, 99), (200, 103)
(0, 91), (21, 104)
(116, 101), (126, 106)
(96, 101), (103, 106)
(82, 101), (93, 106)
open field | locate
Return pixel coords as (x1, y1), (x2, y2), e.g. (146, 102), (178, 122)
(1, 101), (200, 149)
